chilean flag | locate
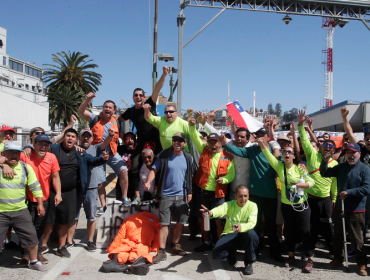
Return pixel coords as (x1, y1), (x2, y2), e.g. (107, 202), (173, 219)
(227, 101), (264, 133)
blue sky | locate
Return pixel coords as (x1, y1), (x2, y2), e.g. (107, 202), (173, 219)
(2, 0), (370, 114)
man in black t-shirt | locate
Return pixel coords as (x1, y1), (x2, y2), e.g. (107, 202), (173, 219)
(118, 66), (169, 199)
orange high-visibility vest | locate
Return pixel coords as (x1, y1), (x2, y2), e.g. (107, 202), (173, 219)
(193, 147), (233, 198)
(91, 116), (119, 155)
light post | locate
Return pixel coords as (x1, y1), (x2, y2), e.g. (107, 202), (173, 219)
(152, 53), (174, 90)
(168, 65), (177, 102)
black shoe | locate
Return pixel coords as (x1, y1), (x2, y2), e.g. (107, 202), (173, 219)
(20, 256), (29, 267)
(56, 246), (71, 258)
(86, 241), (96, 252)
(65, 241), (75, 250)
(101, 254), (128, 273)
(194, 243), (213, 252)
(40, 246), (49, 255)
(243, 263), (253, 275)
(132, 256), (147, 267)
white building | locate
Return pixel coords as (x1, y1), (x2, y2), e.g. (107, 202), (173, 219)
(0, 26), (49, 144)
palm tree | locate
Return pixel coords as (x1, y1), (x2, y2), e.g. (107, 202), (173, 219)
(43, 51), (102, 93)
(47, 85), (85, 128)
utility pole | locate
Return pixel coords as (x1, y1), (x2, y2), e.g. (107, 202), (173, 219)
(152, 0), (158, 91)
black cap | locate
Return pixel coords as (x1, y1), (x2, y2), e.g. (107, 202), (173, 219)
(255, 127), (269, 136)
(172, 132), (186, 141)
(208, 133), (219, 141)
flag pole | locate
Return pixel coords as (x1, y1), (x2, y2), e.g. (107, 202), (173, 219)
(212, 103), (228, 114)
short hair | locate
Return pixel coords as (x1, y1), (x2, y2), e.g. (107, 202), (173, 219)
(323, 139), (336, 148)
(310, 140), (319, 146)
(141, 149), (154, 157)
(103, 100), (116, 110)
(235, 127), (250, 139)
(30, 127), (45, 138)
(124, 132), (136, 139)
(364, 131), (370, 139)
(133, 88), (146, 96)
(317, 135), (324, 140)
(323, 132), (330, 139)
(64, 128), (78, 137)
(236, 185), (249, 193)
(165, 105), (177, 111)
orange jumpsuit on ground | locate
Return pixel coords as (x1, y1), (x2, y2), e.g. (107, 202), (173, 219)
(107, 211), (160, 264)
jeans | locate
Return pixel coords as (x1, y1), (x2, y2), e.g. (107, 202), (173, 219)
(213, 230), (259, 265)
(333, 209), (367, 265)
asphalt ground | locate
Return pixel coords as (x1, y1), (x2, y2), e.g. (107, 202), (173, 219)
(1, 180), (370, 279)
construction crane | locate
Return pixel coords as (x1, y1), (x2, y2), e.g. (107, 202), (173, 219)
(121, 98), (131, 108)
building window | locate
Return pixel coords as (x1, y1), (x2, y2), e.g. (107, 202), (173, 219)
(9, 59), (23, 73)
(25, 65), (42, 78)
(32, 85), (36, 91)
(0, 39), (3, 48)
(25, 84), (29, 90)
(2, 56), (5, 66)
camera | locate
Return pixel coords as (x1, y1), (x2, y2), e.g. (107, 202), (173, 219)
(282, 15), (292, 25)
(337, 19), (350, 28)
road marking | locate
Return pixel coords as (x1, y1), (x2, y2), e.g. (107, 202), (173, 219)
(40, 246), (84, 280)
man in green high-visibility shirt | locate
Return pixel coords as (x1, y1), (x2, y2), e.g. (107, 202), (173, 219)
(0, 141), (47, 271)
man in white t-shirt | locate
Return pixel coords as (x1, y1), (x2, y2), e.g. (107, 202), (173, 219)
(139, 148), (156, 200)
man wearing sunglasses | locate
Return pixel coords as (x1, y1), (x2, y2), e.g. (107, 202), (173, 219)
(297, 110), (338, 258)
(144, 132), (193, 263)
(320, 143), (370, 276)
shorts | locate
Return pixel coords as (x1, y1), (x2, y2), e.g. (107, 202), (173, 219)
(197, 188), (225, 219)
(97, 152), (127, 180)
(159, 196), (189, 225)
(276, 193), (284, 225)
(76, 188), (99, 222)
(47, 189), (77, 225)
(0, 209), (38, 250)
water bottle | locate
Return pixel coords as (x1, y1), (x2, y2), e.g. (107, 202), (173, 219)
(204, 211), (210, 231)
(297, 175), (305, 196)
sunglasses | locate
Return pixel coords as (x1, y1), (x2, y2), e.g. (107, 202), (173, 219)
(142, 155), (152, 160)
(318, 140), (324, 143)
(165, 110), (176, 114)
(172, 138), (185, 143)
(282, 150), (294, 155)
(134, 93), (144, 97)
(35, 131), (45, 135)
(323, 143), (334, 149)
(344, 138), (349, 141)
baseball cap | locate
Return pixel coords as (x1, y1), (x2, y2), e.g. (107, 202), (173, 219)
(172, 132), (186, 141)
(277, 135), (291, 143)
(255, 127), (269, 136)
(35, 134), (52, 143)
(0, 125), (15, 133)
(345, 143), (361, 153)
(4, 141), (23, 152)
(208, 133), (219, 141)
(80, 128), (93, 136)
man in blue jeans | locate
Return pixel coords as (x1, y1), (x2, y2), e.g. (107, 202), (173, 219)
(200, 185), (259, 275)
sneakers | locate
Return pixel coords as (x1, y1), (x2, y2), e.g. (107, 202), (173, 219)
(37, 254), (48, 264)
(65, 241), (75, 250)
(358, 264), (368, 276)
(194, 243), (213, 252)
(243, 263), (253, 275)
(284, 256), (296, 268)
(40, 246), (49, 255)
(131, 195), (141, 205)
(20, 256), (29, 267)
(303, 260), (313, 273)
(97, 206), (107, 216)
(29, 260), (48, 271)
(56, 246), (71, 258)
(326, 259), (343, 269)
(87, 241), (96, 252)
(153, 250), (167, 264)
(121, 197), (131, 207)
(170, 243), (186, 256)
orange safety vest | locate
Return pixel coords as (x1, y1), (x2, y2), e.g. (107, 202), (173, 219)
(91, 116), (119, 155)
(193, 147), (233, 198)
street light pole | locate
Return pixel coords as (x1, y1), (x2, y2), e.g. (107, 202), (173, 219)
(177, 7), (185, 114)
(152, 0), (158, 91)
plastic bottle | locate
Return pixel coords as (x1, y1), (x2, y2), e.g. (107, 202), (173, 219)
(204, 211), (210, 231)
(297, 175), (305, 196)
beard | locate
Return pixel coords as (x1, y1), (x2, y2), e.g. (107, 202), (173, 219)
(348, 157), (360, 165)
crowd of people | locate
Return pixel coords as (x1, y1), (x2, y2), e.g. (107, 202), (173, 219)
(0, 68), (370, 276)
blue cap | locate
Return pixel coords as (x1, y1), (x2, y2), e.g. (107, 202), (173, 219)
(4, 141), (24, 152)
(35, 134), (52, 143)
(345, 143), (361, 153)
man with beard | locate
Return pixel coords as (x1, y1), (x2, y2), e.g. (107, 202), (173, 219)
(79, 94), (130, 206)
(66, 128), (114, 252)
(144, 132), (193, 263)
(320, 143), (370, 276)
(0, 125), (15, 151)
(297, 110), (338, 258)
(43, 129), (109, 258)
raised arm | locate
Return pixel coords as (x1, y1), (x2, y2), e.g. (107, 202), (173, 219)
(143, 103), (152, 120)
(341, 107), (357, 143)
(151, 66), (169, 103)
(207, 112), (216, 127)
(226, 114), (237, 137)
(78, 92), (95, 122)
(189, 118), (206, 154)
(53, 115), (77, 143)
(101, 128), (115, 151)
(290, 121), (300, 156)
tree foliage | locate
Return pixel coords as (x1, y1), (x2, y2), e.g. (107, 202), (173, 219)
(283, 108), (298, 122)
(267, 103), (274, 114)
(275, 103), (282, 117)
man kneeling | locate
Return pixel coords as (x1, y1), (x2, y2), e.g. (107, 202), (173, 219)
(200, 185), (258, 275)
